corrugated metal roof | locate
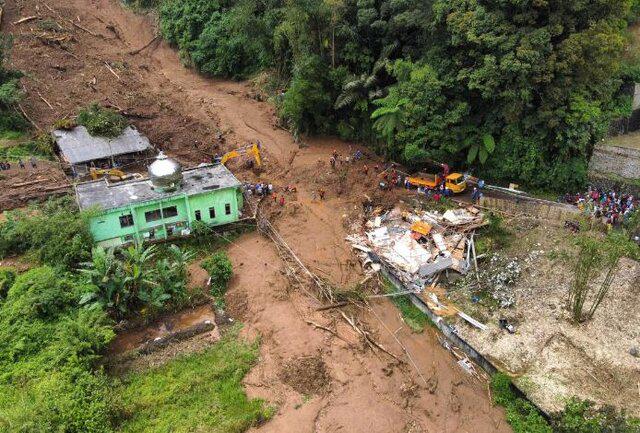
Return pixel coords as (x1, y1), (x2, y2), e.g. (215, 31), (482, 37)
(75, 164), (242, 211)
(52, 126), (151, 164)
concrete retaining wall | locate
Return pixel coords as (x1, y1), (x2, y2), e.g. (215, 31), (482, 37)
(480, 196), (578, 225)
(589, 144), (640, 181)
(372, 252), (550, 417)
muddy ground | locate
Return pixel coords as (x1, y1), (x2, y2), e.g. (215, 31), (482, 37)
(2, 1), (510, 431)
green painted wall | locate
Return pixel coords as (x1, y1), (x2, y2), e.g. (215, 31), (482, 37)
(89, 187), (244, 246)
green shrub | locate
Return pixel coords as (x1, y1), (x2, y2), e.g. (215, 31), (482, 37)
(476, 212), (512, 255)
(0, 267), (15, 299)
(490, 373), (552, 433)
(0, 197), (94, 270)
(382, 278), (431, 332)
(554, 398), (640, 433)
(0, 138), (55, 162)
(201, 251), (233, 296)
(0, 368), (119, 433)
(77, 103), (128, 138)
(0, 266), (118, 433)
(80, 243), (195, 319)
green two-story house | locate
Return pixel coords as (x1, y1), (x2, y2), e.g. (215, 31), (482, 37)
(75, 153), (245, 247)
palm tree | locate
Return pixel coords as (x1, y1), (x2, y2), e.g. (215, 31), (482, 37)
(334, 42), (398, 111)
(370, 96), (408, 145)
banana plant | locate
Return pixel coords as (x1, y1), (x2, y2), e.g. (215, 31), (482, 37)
(79, 246), (128, 316)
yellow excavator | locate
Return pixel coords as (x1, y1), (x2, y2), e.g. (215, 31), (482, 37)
(89, 168), (143, 182)
(218, 143), (262, 168)
(90, 168), (127, 181)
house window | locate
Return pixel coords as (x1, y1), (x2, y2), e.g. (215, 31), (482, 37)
(144, 206), (178, 223)
(225, 203), (231, 215)
(209, 207), (216, 219)
(145, 209), (162, 222)
(163, 206), (178, 218)
(119, 214), (134, 228)
(195, 210), (202, 221)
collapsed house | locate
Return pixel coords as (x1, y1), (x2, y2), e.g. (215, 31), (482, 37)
(348, 204), (486, 291)
(52, 125), (153, 175)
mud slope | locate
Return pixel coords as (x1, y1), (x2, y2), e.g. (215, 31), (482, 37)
(3, 0), (511, 431)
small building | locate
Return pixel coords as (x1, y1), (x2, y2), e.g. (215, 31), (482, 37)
(53, 125), (153, 175)
(75, 152), (244, 247)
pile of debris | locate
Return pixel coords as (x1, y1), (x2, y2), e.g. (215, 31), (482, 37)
(348, 204), (486, 291)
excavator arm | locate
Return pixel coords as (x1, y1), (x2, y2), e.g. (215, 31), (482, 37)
(219, 144), (262, 167)
(90, 168), (126, 180)
(220, 150), (241, 166)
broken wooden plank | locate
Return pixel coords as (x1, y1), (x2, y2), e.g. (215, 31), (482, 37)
(457, 311), (488, 331)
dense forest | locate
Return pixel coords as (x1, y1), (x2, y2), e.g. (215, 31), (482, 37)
(155, 0), (640, 189)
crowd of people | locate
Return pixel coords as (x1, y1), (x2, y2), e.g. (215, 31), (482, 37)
(563, 186), (637, 226)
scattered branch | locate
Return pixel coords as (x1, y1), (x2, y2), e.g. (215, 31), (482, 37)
(69, 19), (99, 37)
(315, 302), (348, 311)
(104, 62), (120, 80)
(305, 320), (351, 345)
(16, 103), (41, 130)
(13, 15), (38, 25)
(37, 91), (54, 110)
(128, 35), (159, 55)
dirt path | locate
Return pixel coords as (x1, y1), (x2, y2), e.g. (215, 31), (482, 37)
(4, 1), (511, 431)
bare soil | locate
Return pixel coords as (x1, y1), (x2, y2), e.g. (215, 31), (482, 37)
(2, 1), (511, 431)
(0, 156), (69, 210)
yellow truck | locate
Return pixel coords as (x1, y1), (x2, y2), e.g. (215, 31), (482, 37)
(406, 172), (467, 194)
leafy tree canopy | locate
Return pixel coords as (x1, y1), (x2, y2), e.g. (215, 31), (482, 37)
(157, 0), (638, 189)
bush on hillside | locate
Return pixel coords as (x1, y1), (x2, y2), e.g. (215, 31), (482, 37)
(201, 251), (233, 296)
(77, 103), (128, 138)
(0, 197), (94, 270)
(0, 267), (15, 299)
(0, 266), (118, 433)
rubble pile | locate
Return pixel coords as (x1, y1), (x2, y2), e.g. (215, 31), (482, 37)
(348, 204), (486, 291)
(486, 255), (522, 307)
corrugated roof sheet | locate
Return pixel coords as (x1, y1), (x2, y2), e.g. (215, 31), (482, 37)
(75, 164), (242, 211)
(52, 126), (151, 164)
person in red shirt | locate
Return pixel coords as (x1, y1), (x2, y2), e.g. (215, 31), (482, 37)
(279, 196), (285, 206)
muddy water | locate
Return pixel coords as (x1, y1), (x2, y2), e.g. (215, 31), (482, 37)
(108, 304), (215, 354)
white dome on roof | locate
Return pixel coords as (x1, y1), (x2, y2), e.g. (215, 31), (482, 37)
(148, 151), (182, 192)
